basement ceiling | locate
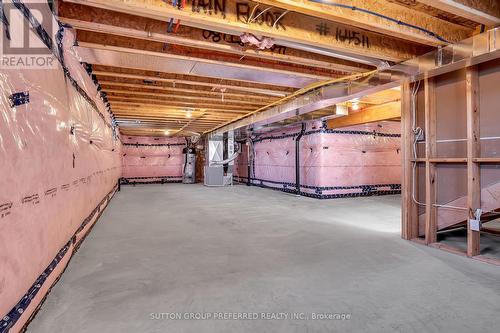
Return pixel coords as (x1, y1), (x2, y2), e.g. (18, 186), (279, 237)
(57, 0), (498, 137)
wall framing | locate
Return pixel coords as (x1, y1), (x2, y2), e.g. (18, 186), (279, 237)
(401, 60), (500, 265)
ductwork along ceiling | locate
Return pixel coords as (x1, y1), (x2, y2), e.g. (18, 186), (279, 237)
(56, 0), (496, 138)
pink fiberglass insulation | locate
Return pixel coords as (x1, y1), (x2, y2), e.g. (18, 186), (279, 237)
(234, 121), (401, 198)
(0, 7), (121, 332)
(121, 136), (186, 184)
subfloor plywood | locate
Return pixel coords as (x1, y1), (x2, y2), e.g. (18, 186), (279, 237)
(27, 184), (500, 333)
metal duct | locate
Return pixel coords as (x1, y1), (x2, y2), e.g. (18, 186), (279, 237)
(209, 152), (240, 166)
(213, 27), (500, 136)
(276, 39), (389, 68)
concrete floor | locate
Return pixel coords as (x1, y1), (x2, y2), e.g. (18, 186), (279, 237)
(28, 184), (500, 333)
(439, 228), (500, 258)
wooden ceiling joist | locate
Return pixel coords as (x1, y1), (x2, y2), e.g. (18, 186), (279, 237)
(113, 111), (241, 119)
(418, 0), (500, 26)
(94, 71), (290, 97)
(106, 92), (270, 106)
(327, 101), (401, 129)
(252, 0), (473, 44)
(75, 34), (339, 81)
(58, 1), (454, 137)
(58, 1), (371, 73)
(99, 85), (277, 102)
(91, 65), (295, 96)
(112, 105), (251, 114)
(64, 0), (431, 61)
(108, 97), (262, 109)
(111, 101), (254, 112)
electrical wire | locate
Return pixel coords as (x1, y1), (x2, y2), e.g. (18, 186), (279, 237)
(410, 80), (427, 207)
(249, 4), (259, 23)
(308, 0), (450, 43)
(410, 81), (468, 211)
(250, 7), (273, 23)
(272, 10), (290, 28)
(206, 69), (379, 134)
(409, 82), (500, 219)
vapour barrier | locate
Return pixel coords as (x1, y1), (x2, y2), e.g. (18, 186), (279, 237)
(234, 121), (402, 199)
(121, 136), (186, 184)
(0, 4), (120, 332)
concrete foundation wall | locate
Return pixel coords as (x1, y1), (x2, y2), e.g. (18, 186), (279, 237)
(121, 136), (186, 184)
(235, 121), (402, 198)
(0, 9), (121, 332)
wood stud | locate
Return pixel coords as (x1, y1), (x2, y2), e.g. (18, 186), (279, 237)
(424, 77), (437, 245)
(466, 66), (481, 257)
(402, 65), (500, 262)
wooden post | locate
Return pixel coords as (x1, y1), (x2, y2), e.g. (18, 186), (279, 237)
(466, 66), (481, 257)
(424, 77), (437, 244)
(401, 81), (419, 240)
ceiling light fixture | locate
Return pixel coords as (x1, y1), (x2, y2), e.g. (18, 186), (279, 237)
(351, 98), (360, 111)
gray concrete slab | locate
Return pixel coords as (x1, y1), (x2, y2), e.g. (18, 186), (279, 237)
(27, 184), (500, 333)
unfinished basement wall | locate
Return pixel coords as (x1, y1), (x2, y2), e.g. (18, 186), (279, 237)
(403, 58), (500, 258)
(121, 136), (186, 184)
(0, 5), (121, 332)
(234, 121), (402, 198)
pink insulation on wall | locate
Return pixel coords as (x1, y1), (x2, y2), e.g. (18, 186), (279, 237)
(121, 136), (186, 184)
(235, 121), (402, 198)
(0, 10), (121, 332)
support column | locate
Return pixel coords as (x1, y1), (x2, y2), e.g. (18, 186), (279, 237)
(401, 81), (419, 240)
(424, 77), (437, 244)
(466, 66), (481, 257)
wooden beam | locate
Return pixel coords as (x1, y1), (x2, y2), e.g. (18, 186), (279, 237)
(424, 77), (437, 244)
(401, 81), (419, 240)
(110, 100), (255, 110)
(326, 101), (400, 129)
(114, 116), (237, 123)
(57, 3), (370, 74)
(112, 105), (250, 114)
(120, 129), (208, 137)
(253, 0), (472, 44)
(65, 0), (431, 61)
(466, 65), (481, 257)
(99, 83), (277, 102)
(106, 92), (270, 106)
(114, 114), (235, 121)
(99, 85), (275, 104)
(75, 31), (342, 80)
(109, 98), (261, 109)
(419, 0), (500, 26)
(92, 66), (294, 96)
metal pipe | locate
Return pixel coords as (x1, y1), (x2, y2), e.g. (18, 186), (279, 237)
(247, 140), (252, 186)
(210, 143), (240, 166)
(210, 152), (240, 166)
(295, 123), (306, 196)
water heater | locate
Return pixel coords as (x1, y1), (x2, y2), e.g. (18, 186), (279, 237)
(182, 147), (196, 184)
